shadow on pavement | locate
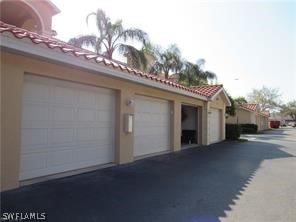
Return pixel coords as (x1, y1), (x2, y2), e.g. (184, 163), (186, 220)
(1, 135), (294, 222)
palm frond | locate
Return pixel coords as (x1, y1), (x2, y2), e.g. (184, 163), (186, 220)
(121, 28), (149, 44)
(196, 58), (206, 68)
(68, 35), (97, 49)
(86, 12), (96, 26)
(70, 8), (150, 61)
(119, 44), (148, 70)
(149, 61), (163, 74)
(203, 71), (216, 79)
(95, 9), (110, 38)
(110, 20), (123, 37)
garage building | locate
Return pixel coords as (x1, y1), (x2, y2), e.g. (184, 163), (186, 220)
(0, 0), (230, 191)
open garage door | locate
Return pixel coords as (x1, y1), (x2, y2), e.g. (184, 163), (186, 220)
(20, 75), (115, 180)
(134, 95), (170, 157)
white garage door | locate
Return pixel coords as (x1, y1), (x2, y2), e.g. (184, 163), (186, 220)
(20, 75), (115, 180)
(134, 95), (170, 157)
(209, 108), (221, 144)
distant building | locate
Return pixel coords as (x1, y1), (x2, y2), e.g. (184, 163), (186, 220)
(269, 113), (295, 126)
(226, 103), (269, 131)
(0, 0), (60, 36)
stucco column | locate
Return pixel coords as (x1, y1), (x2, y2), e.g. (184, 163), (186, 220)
(198, 106), (203, 144)
(0, 60), (2, 191)
(202, 101), (210, 145)
(221, 106), (226, 140)
(171, 100), (181, 152)
(115, 89), (135, 164)
(1, 61), (24, 191)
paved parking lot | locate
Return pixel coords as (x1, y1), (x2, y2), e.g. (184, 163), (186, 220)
(1, 128), (296, 222)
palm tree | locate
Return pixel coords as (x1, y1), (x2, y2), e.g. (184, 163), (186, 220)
(118, 41), (156, 71)
(149, 44), (183, 79)
(178, 62), (216, 86)
(68, 8), (149, 60)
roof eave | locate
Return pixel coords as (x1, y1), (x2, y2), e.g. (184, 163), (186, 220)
(0, 33), (208, 101)
(238, 106), (255, 113)
(209, 87), (232, 106)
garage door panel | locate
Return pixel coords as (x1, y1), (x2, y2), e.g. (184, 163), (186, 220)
(52, 106), (74, 122)
(134, 138), (167, 156)
(76, 147), (99, 163)
(97, 110), (113, 121)
(51, 86), (75, 105)
(22, 104), (49, 129)
(97, 121), (115, 128)
(21, 152), (47, 172)
(76, 145), (113, 164)
(21, 75), (115, 180)
(94, 127), (112, 140)
(23, 81), (50, 103)
(134, 95), (170, 157)
(21, 129), (48, 148)
(77, 108), (96, 122)
(76, 128), (95, 141)
(49, 128), (75, 144)
(98, 93), (115, 109)
(77, 90), (97, 107)
(46, 149), (74, 167)
(209, 108), (221, 144)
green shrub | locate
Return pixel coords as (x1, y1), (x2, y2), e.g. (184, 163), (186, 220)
(240, 124), (258, 133)
(226, 124), (241, 140)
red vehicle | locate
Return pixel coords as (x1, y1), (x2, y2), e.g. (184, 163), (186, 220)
(269, 120), (280, 128)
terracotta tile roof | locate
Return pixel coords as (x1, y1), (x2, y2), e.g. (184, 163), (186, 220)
(239, 103), (258, 112)
(190, 85), (223, 98)
(239, 104), (270, 117)
(0, 21), (224, 100)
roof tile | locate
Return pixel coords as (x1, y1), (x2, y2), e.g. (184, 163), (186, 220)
(190, 85), (223, 98)
(239, 103), (258, 112)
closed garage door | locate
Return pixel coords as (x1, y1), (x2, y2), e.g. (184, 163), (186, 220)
(134, 95), (170, 157)
(209, 108), (221, 144)
(20, 75), (115, 180)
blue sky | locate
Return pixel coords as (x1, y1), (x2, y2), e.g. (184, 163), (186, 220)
(51, 0), (296, 103)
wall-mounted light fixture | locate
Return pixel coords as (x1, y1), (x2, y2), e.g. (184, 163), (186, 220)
(124, 114), (134, 133)
(126, 99), (134, 107)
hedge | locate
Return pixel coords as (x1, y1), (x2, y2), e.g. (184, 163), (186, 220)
(226, 124), (241, 140)
(240, 124), (258, 134)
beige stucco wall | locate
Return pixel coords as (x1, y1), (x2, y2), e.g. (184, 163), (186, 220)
(1, 51), (227, 191)
(171, 101), (181, 151)
(0, 57), (2, 191)
(226, 107), (269, 131)
(257, 115), (269, 131)
(226, 108), (255, 124)
(1, 58), (24, 190)
(201, 102), (209, 145)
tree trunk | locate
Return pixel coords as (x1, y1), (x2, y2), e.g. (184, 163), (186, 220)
(165, 72), (169, 79)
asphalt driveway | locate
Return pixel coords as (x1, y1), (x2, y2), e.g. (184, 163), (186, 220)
(1, 128), (296, 222)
